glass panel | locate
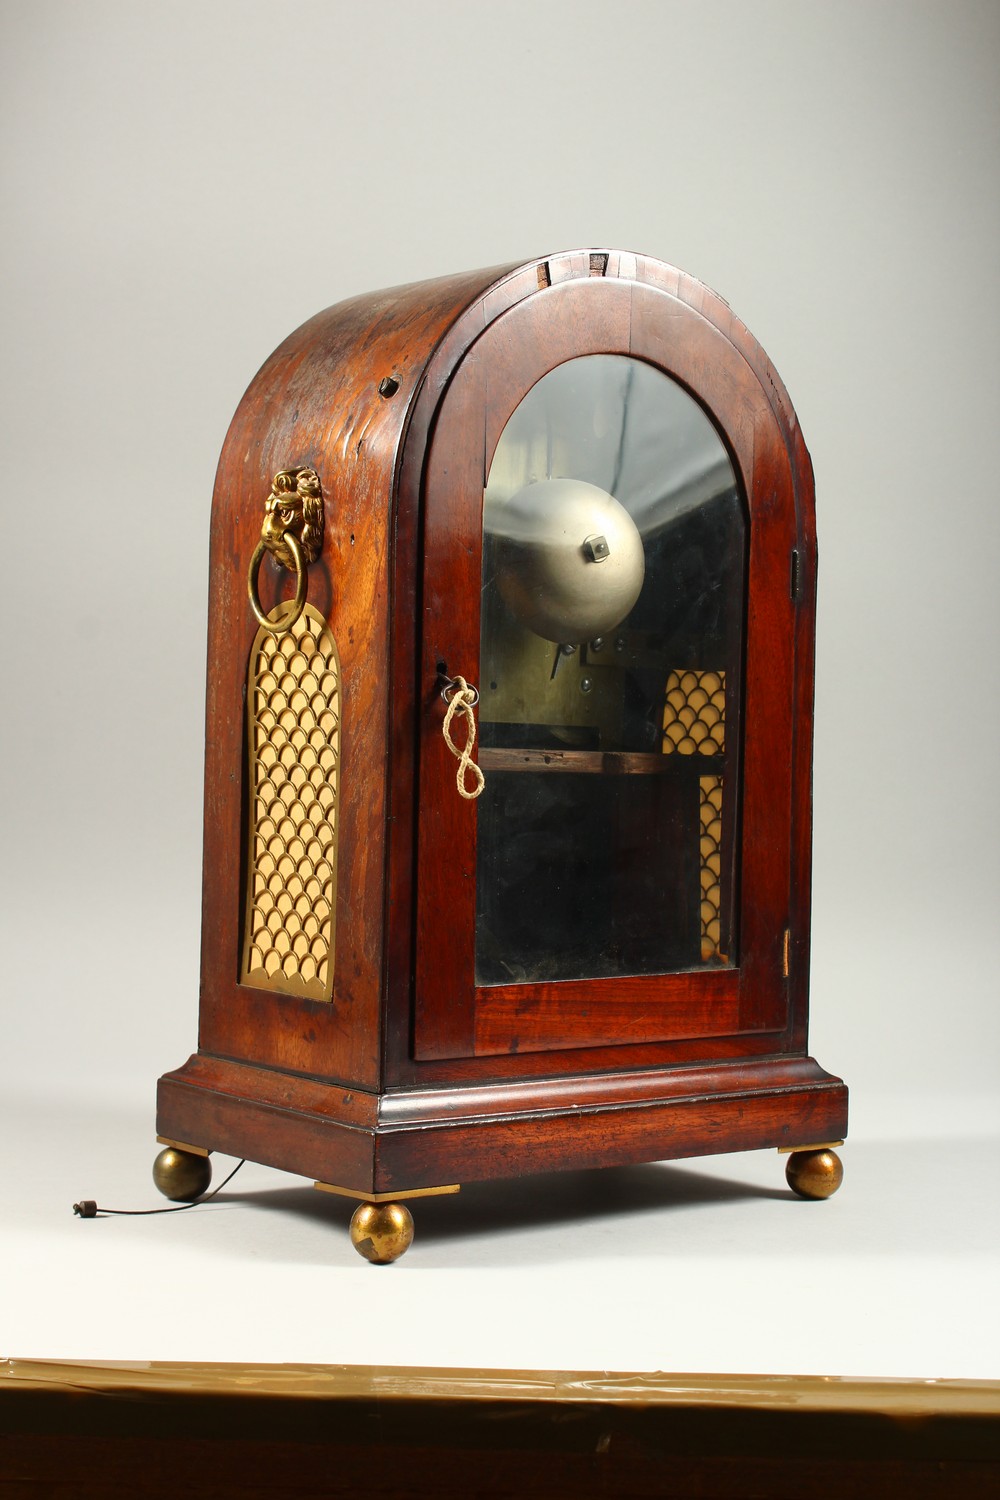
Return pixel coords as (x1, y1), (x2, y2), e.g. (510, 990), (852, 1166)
(476, 355), (744, 986)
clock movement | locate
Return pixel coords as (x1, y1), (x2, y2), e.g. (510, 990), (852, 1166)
(155, 249), (847, 1261)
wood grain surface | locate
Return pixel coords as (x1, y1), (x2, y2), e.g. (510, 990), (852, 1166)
(3, 1360), (997, 1500)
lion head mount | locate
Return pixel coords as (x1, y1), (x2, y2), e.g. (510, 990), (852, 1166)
(260, 467), (324, 569)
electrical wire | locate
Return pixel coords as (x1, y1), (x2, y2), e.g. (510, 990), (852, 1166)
(72, 1159), (245, 1218)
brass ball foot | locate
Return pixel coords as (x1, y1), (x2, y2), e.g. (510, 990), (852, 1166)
(350, 1201), (414, 1263)
(785, 1148), (844, 1200)
(153, 1147), (213, 1203)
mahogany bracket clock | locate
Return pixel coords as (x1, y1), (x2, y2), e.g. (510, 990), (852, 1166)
(155, 249), (848, 1261)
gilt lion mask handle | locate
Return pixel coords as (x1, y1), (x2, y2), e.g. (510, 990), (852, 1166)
(247, 467), (325, 637)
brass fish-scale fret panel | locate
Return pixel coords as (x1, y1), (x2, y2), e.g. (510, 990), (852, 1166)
(661, 670), (727, 963)
(661, 669), (725, 755)
(241, 603), (340, 1000)
(699, 774), (725, 963)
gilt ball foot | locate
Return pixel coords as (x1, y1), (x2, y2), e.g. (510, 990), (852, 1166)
(152, 1147), (212, 1203)
(785, 1147), (844, 1200)
(349, 1201), (414, 1263)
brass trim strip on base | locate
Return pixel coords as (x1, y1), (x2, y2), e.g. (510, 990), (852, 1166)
(156, 1136), (211, 1158)
(777, 1140), (844, 1154)
(314, 1181), (461, 1203)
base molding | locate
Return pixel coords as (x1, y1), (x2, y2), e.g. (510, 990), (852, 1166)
(157, 1052), (847, 1198)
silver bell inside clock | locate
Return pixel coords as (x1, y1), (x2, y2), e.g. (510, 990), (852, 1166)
(487, 477), (645, 644)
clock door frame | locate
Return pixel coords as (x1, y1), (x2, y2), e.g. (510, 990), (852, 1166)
(413, 274), (806, 1063)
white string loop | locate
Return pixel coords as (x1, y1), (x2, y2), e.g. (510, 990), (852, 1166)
(441, 676), (485, 800)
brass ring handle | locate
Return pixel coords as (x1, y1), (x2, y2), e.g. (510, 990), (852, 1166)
(247, 530), (307, 637)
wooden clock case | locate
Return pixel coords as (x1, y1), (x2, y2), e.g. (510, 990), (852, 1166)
(156, 249), (847, 1258)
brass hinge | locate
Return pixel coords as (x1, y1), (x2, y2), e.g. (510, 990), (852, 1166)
(782, 926), (791, 978)
(790, 548), (802, 600)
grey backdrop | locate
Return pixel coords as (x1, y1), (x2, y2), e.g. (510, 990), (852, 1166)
(3, 0), (998, 1139)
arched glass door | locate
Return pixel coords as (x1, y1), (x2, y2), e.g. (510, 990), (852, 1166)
(476, 355), (745, 986)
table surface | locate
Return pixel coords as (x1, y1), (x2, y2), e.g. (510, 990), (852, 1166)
(4, 1088), (998, 1380)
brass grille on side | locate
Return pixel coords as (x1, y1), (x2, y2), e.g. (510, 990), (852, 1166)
(662, 669), (726, 962)
(241, 603), (340, 1000)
